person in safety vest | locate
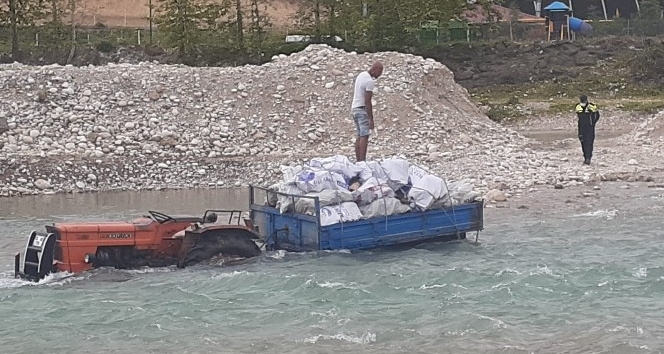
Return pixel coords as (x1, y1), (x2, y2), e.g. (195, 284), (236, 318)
(575, 94), (600, 165)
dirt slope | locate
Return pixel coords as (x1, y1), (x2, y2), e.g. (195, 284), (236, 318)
(78, 0), (303, 29)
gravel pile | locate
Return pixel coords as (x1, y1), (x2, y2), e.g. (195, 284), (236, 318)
(0, 44), (662, 199)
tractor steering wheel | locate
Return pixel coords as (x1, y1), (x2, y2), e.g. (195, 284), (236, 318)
(148, 210), (176, 224)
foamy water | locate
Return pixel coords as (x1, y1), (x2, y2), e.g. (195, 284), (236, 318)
(1, 186), (664, 353)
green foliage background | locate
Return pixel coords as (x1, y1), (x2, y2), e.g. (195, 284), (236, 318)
(0, 0), (663, 74)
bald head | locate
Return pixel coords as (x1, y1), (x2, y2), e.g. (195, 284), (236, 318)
(368, 61), (383, 79)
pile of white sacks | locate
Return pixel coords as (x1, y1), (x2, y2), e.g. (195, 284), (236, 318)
(266, 155), (479, 226)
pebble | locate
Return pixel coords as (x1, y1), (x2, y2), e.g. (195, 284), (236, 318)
(0, 44), (663, 199)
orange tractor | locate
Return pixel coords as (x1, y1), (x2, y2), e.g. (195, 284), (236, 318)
(14, 210), (262, 281)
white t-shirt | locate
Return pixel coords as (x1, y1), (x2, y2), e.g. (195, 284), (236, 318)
(351, 71), (375, 109)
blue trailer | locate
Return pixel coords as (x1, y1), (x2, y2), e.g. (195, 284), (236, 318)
(249, 186), (484, 252)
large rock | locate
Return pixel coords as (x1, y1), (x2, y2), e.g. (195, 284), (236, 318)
(34, 179), (51, 190)
(484, 189), (507, 202)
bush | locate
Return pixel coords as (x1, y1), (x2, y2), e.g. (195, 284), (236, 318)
(630, 39), (664, 85)
(96, 41), (115, 53)
(507, 96), (520, 105)
(486, 105), (513, 122)
(144, 45), (166, 57)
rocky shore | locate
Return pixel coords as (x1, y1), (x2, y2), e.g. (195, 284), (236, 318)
(1, 44), (663, 201)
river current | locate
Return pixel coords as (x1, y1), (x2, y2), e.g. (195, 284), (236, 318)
(1, 184), (663, 353)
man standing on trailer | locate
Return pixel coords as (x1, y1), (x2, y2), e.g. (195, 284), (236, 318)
(350, 61), (383, 162)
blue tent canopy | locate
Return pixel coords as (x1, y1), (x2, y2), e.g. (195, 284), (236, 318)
(544, 1), (570, 11)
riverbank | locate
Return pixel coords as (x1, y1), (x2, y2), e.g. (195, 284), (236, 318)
(1, 44), (663, 202)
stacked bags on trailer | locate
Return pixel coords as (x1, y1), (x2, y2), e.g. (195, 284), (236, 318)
(266, 155), (478, 226)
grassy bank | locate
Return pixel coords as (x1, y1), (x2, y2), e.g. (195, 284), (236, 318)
(471, 64), (664, 122)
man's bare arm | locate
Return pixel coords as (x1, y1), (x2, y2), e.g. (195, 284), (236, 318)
(365, 91), (374, 129)
(365, 91), (373, 119)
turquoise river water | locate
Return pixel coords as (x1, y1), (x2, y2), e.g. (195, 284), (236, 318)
(0, 184), (663, 354)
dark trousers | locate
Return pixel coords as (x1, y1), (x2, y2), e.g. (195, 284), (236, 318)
(578, 118), (596, 160)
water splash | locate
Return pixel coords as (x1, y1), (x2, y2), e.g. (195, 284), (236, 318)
(0, 271), (80, 289)
(300, 331), (376, 344)
(632, 267), (647, 278)
(322, 249), (352, 254)
(496, 268), (522, 276)
(122, 267), (176, 275)
(317, 281), (348, 289)
(419, 283), (447, 290)
(607, 326), (644, 335)
(573, 209), (619, 220)
(265, 250), (287, 259)
(529, 263), (562, 278)
(310, 309), (338, 318)
(211, 270), (251, 279)
(315, 281), (370, 293)
(476, 314), (507, 329)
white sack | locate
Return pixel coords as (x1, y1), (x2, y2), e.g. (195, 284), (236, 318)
(408, 174), (449, 210)
(359, 197), (411, 219)
(274, 183), (305, 214)
(447, 180), (478, 205)
(352, 177), (396, 206)
(295, 169), (348, 192)
(408, 165), (429, 185)
(380, 158), (410, 190)
(280, 165), (303, 183)
(266, 183), (280, 207)
(309, 155), (363, 183)
(365, 161), (389, 183)
(354, 161), (375, 181)
(320, 202), (364, 226)
(294, 190), (354, 215)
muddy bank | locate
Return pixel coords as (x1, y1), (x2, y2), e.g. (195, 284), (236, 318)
(420, 37), (661, 88)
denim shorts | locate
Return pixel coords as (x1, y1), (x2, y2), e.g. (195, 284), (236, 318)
(352, 108), (371, 137)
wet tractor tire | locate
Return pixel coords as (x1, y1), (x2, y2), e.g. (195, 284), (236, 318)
(177, 228), (261, 268)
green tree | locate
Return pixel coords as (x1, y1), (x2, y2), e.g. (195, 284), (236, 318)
(47, 0), (66, 23)
(294, 0), (342, 40)
(0, 0), (45, 58)
(293, 0), (318, 38)
(366, 0), (410, 49)
(640, 0), (663, 20)
(324, 0), (339, 35)
(393, 0), (467, 32)
(326, 0), (467, 49)
(249, 0), (272, 56)
(148, 0), (156, 44)
(233, 0), (245, 53)
(155, 0), (230, 57)
(322, 0), (365, 42)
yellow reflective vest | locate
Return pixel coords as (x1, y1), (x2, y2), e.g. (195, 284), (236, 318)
(575, 102), (600, 125)
(575, 102), (598, 114)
